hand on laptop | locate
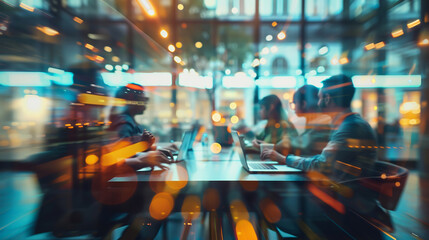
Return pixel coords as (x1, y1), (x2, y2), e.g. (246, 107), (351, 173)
(162, 143), (179, 153)
(260, 149), (286, 165)
(125, 150), (171, 170)
(252, 139), (264, 150)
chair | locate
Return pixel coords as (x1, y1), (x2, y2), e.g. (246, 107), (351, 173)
(358, 161), (409, 211)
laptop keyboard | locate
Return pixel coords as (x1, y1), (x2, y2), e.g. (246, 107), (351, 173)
(249, 163), (277, 170)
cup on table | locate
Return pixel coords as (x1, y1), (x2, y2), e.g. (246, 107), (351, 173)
(260, 143), (275, 153)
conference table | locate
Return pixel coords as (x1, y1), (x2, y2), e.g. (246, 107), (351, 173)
(105, 144), (325, 239)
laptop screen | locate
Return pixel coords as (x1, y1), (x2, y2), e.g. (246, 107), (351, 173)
(177, 131), (192, 161)
(231, 131), (249, 171)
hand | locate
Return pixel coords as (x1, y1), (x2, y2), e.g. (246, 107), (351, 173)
(163, 143), (179, 152)
(260, 149), (286, 165)
(125, 151), (171, 170)
(141, 130), (155, 145)
(252, 139), (265, 149)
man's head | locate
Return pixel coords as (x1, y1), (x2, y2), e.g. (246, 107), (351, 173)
(115, 83), (148, 115)
(318, 74), (355, 111)
(292, 85), (320, 116)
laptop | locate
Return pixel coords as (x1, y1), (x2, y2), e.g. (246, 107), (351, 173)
(173, 130), (192, 161)
(138, 131), (191, 172)
(231, 131), (302, 173)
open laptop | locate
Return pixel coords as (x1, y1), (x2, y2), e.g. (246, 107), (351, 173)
(173, 130), (192, 161)
(138, 131), (191, 172)
(231, 131), (302, 173)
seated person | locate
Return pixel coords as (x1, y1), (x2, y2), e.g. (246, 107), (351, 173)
(108, 83), (178, 170)
(261, 75), (378, 210)
(260, 75), (382, 237)
(250, 94), (298, 153)
(289, 85), (331, 156)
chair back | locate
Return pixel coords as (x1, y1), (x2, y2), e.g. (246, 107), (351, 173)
(359, 161), (409, 210)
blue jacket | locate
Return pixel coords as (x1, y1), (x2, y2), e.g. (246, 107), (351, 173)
(286, 111), (377, 181)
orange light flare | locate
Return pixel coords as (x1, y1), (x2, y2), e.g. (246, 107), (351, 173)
(308, 184), (345, 214)
(235, 220), (258, 240)
(364, 43), (375, 51)
(136, 0), (156, 17)
(20, 3), (34, 12)
(211, 111), (222, 123)
(339, 57), (349, 65)
(230, 200), (249, 223)
(259, 198), (282, 223)
(210, 143), (222, 154)
(407, 19), (421, 29)
(202, 188), (220, 211)
(391, 29), (404, 38)
(73, 17), (83, 24)
(181, 195), (201, 220)
(85, 154), (99, 165)
(149, 192), (174, 220)
(165, 165), (188, 191)
(375, 41), (385, 49)
(36, 26), (59, 36)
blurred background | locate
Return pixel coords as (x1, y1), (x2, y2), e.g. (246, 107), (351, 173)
(0, 0), (428, 239)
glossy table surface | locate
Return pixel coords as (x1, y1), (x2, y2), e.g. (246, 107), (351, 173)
(110, 144), (309, 183)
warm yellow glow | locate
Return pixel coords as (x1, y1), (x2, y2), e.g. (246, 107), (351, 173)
(230, 200), (249, 222)
(168, 44), (175, 52)
(36, 26), (59, 36)
(339, 57), (349, 65)
(85, 43), (94, 50)
(418, 39), (429, 46)
(283, 92), (290, 100)
(399, 101), (420, 114)
(104, 46), (112, 52)
(212, 111), (222, 122)
(176, 42), (183, 48)
(174, 56), (182, 63)
(78, 93), (126, 106)
(271, 21), (277, 27)
(391, 29), (404, 38)
(112, 56), (120, 62)
(165, 165), (188, 190)
(277, 31), (286, 40)
(85, 154), (99, 165)
(101, 141), (150, 166)
(231, 115), (239, 124)
(20, 3), (34, 12)
(160, 29), (168, 38)
(210, 143), (222, 154)
(395, 182), (401, 187)
(181, 195), (201, 220)
(230, 102), (237, 109)
(375, 41), (385, 49)
(136, 0), (156, 17)
(236, 220), (258, 240)
(177, 4), (184, 10)
(407, 19), (421, 29)
(169, 102), (175, 107)
(374, 106), (378, 110)
(364, 43), (375, 50)
(149, 192), (174, 220)
(73, 17), (83, 24)
(195, 41), (203, 48)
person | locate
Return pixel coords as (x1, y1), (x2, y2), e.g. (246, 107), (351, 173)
(259, 75), (382, 238)
(261, 75), (377, 182)
(107, 83), (177, 170)
(289, 85), (331, 156)
(252, 94), (298, 153)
